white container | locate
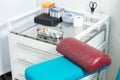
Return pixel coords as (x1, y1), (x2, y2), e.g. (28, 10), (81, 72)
(73, 15), (84, 27)
(73, 16), (84, 34)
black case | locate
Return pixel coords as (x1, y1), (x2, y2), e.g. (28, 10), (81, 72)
(34, 14), (62, 26)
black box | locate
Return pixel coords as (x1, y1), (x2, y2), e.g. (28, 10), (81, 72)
(34, 14), (62, 26)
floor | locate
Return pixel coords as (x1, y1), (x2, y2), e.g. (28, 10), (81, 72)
(0, 72), (12, 80)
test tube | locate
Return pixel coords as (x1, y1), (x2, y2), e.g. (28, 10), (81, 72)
(36, 28), (40, 34)
(43, 27), (48, 35)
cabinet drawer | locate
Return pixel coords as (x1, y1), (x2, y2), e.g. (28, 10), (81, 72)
(86, 30), (105, 48)
(10, 33), (59, 55)
(12, 62), (32, 80)
(13, 70), (25, 80)
(13, 73), (25, 80)
(12, 43), (61, 65)
(80, 73), (97, 80)
(13, 74), (25, 80)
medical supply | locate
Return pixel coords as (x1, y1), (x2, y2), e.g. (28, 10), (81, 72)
(89, 1), (97, 23)
(34, 14), (62, 26)
(73, 16), (84, 27)
(89, 1), (97, 14)
(50, 6), (64, 18)
(36, 27), (47, 38)
(41, 2), (55, 14)
(73, 16), (84, 34)
(62, 11), (78, 23)
(36, 27), (63, 41)
(43, 27), (47, 33)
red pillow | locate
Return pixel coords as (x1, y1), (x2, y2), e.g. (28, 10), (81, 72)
(56, 37), (111, 72)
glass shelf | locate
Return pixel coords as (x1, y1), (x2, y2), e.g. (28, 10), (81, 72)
(9, 7), (108, 45)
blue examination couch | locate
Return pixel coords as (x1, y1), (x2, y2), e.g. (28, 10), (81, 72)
(25, 57), (108, 80)
(116, 67), (120, 80)
(25, 37), (111, 80)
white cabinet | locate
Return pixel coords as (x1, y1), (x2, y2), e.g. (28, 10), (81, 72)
(10, 34), (61, 80)
(10, 31), (109, 80)
(8, 7), (110, 80)
(9, 30), (108, 80)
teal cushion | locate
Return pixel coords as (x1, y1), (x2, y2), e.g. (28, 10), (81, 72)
(116, 67), (120, 80)
(25, 57), (108, 80)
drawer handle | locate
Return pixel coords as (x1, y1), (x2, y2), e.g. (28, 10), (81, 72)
(18, 73), (24, 77)
(17, 58), (33, 66)
(16, 43), (50, 53)
(16, 43), (60, 56)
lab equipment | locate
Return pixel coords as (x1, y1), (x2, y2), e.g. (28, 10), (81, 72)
(62, 11), (78, 23)
(25, 37), (111, 80)
(50, 6), (64, 18)
(73, 16), (84, 27)
(36, 26), (63, 41)
(89, 1), (97, 14)
(73, 16), (84, 34)
(89, 1), (97, 23)
(34, 14), (62, 26)
(41, 2), (55, 14)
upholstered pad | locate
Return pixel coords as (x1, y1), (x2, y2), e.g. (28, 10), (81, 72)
(116, 68), (120, 80)
(56, 37), (111, 72)
(25, 57), (108, 80)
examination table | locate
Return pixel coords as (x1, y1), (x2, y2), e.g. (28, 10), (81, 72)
(25, 37), (111, 80)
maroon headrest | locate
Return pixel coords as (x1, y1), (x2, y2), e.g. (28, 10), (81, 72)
(56, 37), (111, 72)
